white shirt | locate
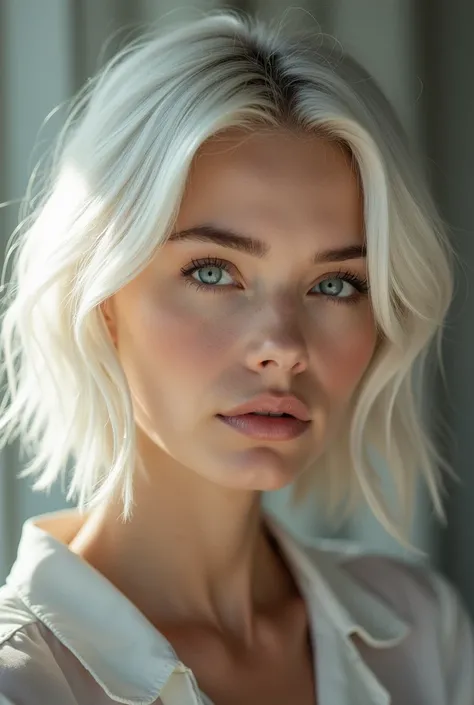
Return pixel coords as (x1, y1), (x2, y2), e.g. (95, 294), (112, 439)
(0, 509), (473, 705)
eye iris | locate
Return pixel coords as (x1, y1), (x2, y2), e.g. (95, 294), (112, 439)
(197, 266), (222, 285)
(320, 278), (344, 296)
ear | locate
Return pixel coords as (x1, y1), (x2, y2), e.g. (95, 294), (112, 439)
(100, 298), (118, 346)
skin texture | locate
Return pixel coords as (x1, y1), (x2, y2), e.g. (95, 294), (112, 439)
(69, 127), (377, 704)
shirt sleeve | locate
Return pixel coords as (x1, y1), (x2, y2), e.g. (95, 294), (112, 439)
(430, 570), (474, 704)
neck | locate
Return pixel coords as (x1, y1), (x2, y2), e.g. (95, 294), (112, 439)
(68, 436), (296, 642)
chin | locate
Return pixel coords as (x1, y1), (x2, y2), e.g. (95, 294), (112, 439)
(214, 446), (305, 492)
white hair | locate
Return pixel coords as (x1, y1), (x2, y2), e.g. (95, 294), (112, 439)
(0, 11), (453, 539)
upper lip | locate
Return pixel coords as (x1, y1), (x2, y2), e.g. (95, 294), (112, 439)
(220, 393), (311, 422)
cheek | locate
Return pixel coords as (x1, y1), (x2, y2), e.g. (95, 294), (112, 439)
(119, 289), (239, 388)
(311, 306), (377, 398)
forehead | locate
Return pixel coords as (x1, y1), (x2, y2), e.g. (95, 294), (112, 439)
(180, 128), (362, 234)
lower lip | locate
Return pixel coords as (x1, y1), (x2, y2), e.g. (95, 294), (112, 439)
(217, 414), (310, 441)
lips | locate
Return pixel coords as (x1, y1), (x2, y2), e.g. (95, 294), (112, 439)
(220, 393), (311, 422)
(217, 393), (312, 441)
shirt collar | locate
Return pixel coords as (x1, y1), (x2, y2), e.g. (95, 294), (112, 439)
(265, 515), (410, 648)
(6, 509), (410, 705)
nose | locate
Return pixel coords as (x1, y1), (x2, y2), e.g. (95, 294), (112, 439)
(244, 304), (309, 377)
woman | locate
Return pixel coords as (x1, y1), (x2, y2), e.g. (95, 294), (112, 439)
(0, 11), (472, 705)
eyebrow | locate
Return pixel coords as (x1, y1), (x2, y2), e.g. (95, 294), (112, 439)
(168, 224), (366, 263)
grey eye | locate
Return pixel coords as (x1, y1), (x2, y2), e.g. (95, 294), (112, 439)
(193, 266), (233, 285)
(314, 278), (354, 298)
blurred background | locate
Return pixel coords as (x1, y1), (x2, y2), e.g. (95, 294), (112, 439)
(0, 0), (473, 617)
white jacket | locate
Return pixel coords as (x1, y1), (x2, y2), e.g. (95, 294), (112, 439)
(0, 509), (473, 704)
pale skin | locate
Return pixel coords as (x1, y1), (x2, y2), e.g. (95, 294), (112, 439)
(69, 127), (378, 704)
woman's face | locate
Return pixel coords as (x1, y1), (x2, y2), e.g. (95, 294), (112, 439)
(104, 128), (377, 491)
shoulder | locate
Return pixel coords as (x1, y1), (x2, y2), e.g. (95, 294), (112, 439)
(334, 544), (469, 634)
(303, 535), (463, 602)
(0, 584), (77, 704)
(311, 536), (471, 631)
(304, 538), (474, 702)
(336, 545), (453, 619)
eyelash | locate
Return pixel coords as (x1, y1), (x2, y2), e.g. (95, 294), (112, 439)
(180, 257), (236, 292)
(180, 256), (370, 304)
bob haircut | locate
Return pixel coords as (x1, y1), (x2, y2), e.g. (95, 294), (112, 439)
(0, 11), (453, 539)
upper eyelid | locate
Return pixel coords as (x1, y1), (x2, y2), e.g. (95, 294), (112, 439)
(194, 257), (233, 269)
(182, 257), (366, 279)
(180, 256), (237, 275)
